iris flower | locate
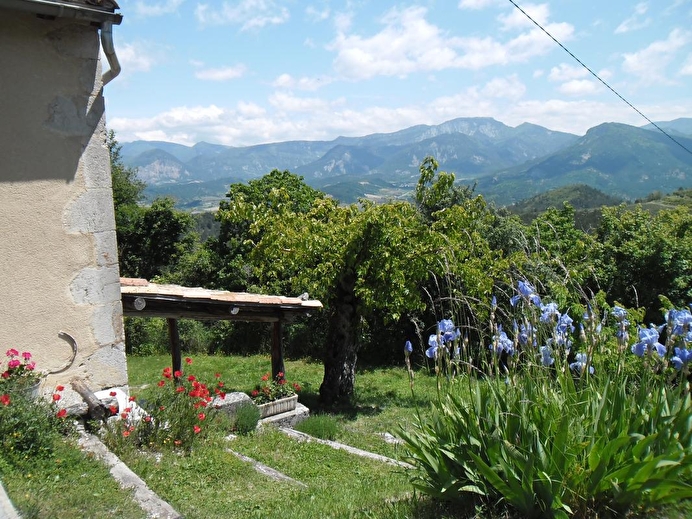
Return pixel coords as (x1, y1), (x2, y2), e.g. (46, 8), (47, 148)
(509, 280), (542, 307)
(671, 347), (692, 370)
(569, 352), (594, 374)
(631, 326), (666, 358)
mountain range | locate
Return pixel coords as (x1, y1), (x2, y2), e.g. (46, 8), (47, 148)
(120, 117), (692, 210)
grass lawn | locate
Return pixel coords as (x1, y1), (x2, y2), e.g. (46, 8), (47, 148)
(3, 353), (692, 518)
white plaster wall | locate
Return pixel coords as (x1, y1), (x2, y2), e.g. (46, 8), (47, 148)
(0, 10), (127, 404)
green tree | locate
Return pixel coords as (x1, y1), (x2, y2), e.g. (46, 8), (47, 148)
(108, 130), (195, 280)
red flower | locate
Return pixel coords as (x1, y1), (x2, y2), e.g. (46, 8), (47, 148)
(122, 430), (130, 437)
(214, 372), (221, 378)
(52, 393), (61, 402)
(21, 352), (32, 360)
(7, 360), (20, 369)
(144, 416), (152, 423)
(193, 425), (201, 434)
(109, 391), (117, 397)
(120, 412), (128, 420)
(129, 395), (136, 402)
(278, 378), (287, 385)
(174, 440), (182, 446)
(1, 371), (9, 379)
(261, 373), (269, 382)
(185, 357), (193, 365)
(157, 380), (166, 387)
(56, 409), (67, 418)
(277, 371), (284, 378)
(159, 406), (166, 411)
(124, 407), (132, 413)
(163, 367), (172, 379)
(293, 383), (302, 392)
(174, 370), (182, 378)
(251, 389), (259, 397)
(217, 381), (224, 388)
(176, 386), (185, 393)
(198, 412), (206, 421)
(0, 394), (10, 406)
(187, 375), (196, 382)
(55, 385), (65, 392)
(218, 392), (226, 399)
(25, 362), (35, 371)
(109, 405), (118, 414)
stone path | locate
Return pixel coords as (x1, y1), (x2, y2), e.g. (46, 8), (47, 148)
(0, 481), (20, 519)
(278, 427), (414, 469)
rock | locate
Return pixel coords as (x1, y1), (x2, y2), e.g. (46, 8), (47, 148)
(212, 391), (255, 417)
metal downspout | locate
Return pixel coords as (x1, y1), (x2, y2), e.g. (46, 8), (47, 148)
(100, 20), (120, 86)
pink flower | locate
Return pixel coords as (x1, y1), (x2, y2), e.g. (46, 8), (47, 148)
(1, 371), (9, 379)
(6, 348), (18, 357)
(25, 362), (35, 371)
(21, 352), (31, 360)
(7, 359), (20, 369)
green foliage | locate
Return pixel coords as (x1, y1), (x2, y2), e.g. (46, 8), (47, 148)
(295, 414), (340, 440)
(233, 402), (260, 435)
(0, 391), (74, 468)
(101, 359), (230, 454)
(401, 290), (692, 518)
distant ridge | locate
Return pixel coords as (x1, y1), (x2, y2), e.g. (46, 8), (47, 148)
(125, 117), (692, 209)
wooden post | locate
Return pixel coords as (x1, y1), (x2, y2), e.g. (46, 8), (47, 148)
(271, 320), (285, 379)
(167, 318), (182, 379)
(71, 379), (106, 421)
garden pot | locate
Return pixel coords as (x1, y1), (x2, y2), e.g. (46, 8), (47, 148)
(257, 394), (298, 418)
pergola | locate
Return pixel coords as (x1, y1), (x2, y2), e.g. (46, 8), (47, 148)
(120, 278), (322, 378)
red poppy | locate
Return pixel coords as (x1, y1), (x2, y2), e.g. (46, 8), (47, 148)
(129, 395), (136, 401)
(120, 412), (128, 420)
(122, 430), (130, 437)
(52, 393), (61, 402)
(251, 389), (259, 397)
(214, 372), (221, 378)
(144, 416), (152, 422)
(0, 394), (10, 406)
(1, 371), (9, 379)
(198, 412), (206, 421)
(55, 385), (65, 392)
(217, 381), (224, 388)
(193, 425), (201, 434)
(157, 380), (166, 387)
(261, 373), (269, 382)
(185, 357), (193, 364)
(56, 409), (67, 418)
(176, 386), (185, 393)
(174, 370), (182, 378)
(109, 391), (117, 397)
(187, 375), (196, 382)
(109, 405), (118, 414)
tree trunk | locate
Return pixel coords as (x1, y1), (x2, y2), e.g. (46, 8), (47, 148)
(319, 271), (359, 406)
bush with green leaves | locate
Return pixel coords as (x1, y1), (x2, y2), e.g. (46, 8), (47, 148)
(0, 385), (73, 468)
(101, 357), (231, 454)
(400, 283), (692, 518)
(233, 402), (260, 435)
(295, 414), (340, 440)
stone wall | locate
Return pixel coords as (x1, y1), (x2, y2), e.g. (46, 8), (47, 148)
(0, 9), (127, 407)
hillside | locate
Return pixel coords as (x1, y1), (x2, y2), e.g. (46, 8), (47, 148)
(122, 117), (692, 210)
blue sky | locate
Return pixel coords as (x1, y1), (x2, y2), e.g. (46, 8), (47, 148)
(105, 0), (692, 146)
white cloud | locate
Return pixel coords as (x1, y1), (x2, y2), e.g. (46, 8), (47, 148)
(268, 92), (335, 113)
(271, 73), (333, 91)
(558, 79), (601, 96)
(133, 0), (184, 17)
(481, 75), (526, 100)
(116, 42), (157, 73)
(615, 2), (650, 34)
(330, 5), (573, 79)
(498, 3), (550, 31)
(458, 0), (503, 9)
(305, 5), (330, 22)
(681, 54), (692, 75)
(195, 1), (289, 30)
(622, 28), (692, 85)
(548, 63), (588, 82)
(195, 64), (247, 81)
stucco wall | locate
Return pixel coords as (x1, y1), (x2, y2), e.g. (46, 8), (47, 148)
(0, 10), (127, 407)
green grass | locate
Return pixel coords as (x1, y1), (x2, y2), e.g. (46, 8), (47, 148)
(5, 353), (692, 518)
(0, 438), (146, 519)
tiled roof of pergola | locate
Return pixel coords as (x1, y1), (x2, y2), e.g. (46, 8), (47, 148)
(120, 278), (322, 322)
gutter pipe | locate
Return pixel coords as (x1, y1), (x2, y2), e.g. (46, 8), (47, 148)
(0, 0), (122, 85)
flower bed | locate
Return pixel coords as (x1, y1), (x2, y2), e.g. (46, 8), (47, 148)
(257, 394), (298, 418)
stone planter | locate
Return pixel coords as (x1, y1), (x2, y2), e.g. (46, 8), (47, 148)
(257, 395), (298, 418)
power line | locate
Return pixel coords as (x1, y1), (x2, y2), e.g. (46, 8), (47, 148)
(507, 0), (692, 157)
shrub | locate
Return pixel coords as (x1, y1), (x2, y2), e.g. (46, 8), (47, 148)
(295, 414), (339, 440)
(400, 284), (692, 518)
(0, 386), (73, 467)
(101, 357), (229, 454)
(233, 402), (260, 435)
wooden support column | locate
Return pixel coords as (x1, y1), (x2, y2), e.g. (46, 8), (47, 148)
(167, 318), (182, 379)
(271, 320), (285, 379)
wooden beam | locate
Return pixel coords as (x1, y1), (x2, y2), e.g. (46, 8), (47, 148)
(271, 321), (285, 379)
(167, 318), (182, 379)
